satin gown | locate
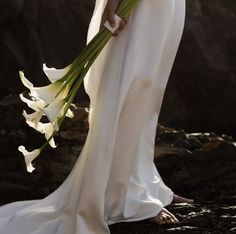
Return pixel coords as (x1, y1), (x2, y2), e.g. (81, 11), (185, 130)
(0, 0), (186, 233)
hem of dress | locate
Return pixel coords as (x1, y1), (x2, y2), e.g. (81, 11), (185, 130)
(107, 190), (174, 225)
(106, 207), (163, 226)
(166, 190), (174, 206)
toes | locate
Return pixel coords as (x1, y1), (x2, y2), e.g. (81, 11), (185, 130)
(158, 218), (164, 225)
(169, 214), (179, 223)
(150, 215), (176, 225)
(162, 214), (172, 224)
(164, 214), (179, 224)
(163, 209), (180, 223)
(149, 209), (180, 225)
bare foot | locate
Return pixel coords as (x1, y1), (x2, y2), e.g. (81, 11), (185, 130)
(172, 194), (194, 204)
(149, 208), (179, 225)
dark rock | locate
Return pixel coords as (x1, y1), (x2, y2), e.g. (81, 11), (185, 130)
(160, 0), (236, 136)
(110, 126), (236, 233)
(0, 0), (24, 24)
(229, 227), (236, 232)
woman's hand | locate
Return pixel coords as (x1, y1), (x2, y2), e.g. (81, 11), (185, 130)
(101, 0), (127, 37)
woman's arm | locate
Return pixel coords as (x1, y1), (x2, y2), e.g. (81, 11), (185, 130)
(101, 0), (127, 37)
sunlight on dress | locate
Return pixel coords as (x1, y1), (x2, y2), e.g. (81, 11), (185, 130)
(0, 0), (186, 233)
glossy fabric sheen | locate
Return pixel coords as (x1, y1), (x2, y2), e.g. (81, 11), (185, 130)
(0, 0), (186, 233)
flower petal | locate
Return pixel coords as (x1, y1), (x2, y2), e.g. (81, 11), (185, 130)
(23, 110), (44, 132)
(19, 71), (33, 89)
(43, 64), (72, 83)
(20, 93), (46, 112)
(19, 70), (70, 104)
(31, 81), (69, 104)
(18, 146), (41, 173)
(38, 123), (57, 148)
(40, 99), (65, 131)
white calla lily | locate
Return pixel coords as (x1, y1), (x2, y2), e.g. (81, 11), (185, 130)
(21, 93), (73, 120)
(40, 99), (66, 131)
(18, 146), (41, 173)
(43, 64), (72, 83)
(19, 70), (70, 104)
(23, 110), (44, 132)
(38, 123), (57, 148)
(20, 93), (46, 112)
(31, 81), (70, 104)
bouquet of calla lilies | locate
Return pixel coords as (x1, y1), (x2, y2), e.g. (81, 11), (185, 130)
(18, 0), (140, 173)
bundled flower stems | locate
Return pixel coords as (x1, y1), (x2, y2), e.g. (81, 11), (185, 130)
(18, 0), (140, 173)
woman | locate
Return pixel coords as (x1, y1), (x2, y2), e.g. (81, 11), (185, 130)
(0, 0), (193, 233)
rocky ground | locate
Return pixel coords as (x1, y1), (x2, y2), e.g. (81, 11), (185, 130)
(111, 127), (236, 233)
(0, 100), (235, 233)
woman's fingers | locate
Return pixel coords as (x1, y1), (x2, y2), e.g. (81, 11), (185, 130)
(112, 18), (127, 37)
(118, 19), (126, 31)
(100, 0), (128, 36)
(107, 11), (116, 28)
(107, 0), (119, 28)
(100, 7), (108, 29)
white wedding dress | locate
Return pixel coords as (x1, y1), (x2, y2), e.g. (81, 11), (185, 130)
(0, 0), (185, 233)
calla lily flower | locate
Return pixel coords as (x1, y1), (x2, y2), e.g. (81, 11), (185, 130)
(32, 81), (70, 104)
(43, 64), (72, 83)
(22, 111), (57, 148)
(23, 110), (44, 132)
(21, 94), (73, 133)
(18, 146), (41, 173)
(20, 93), (46, 112)
(40, 99), (66, 131)
(38, 122), (57, 148)
(19, 71), (70, 104)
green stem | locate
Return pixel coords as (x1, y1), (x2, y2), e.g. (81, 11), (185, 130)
(54, 0), (140, 100)
(40, 47), (104, 152)
(39, 0), (141, 153)
(59, 0), (139, 84)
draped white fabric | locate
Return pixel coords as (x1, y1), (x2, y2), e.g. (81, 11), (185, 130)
(0, 0), (185, 233)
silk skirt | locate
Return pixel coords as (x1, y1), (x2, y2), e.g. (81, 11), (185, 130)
(0, 0), (186, 233)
